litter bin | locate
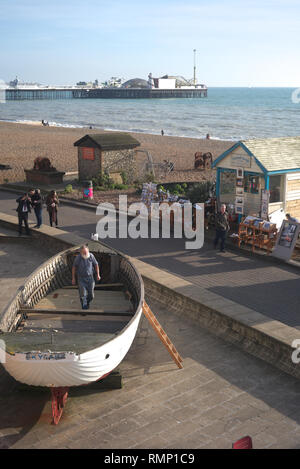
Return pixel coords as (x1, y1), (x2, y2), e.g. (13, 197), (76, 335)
(82, 180), (93, 199)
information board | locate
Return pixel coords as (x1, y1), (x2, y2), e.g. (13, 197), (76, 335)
(272, 221), (300, 261)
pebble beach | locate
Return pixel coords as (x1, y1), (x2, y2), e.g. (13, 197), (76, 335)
(0, 121), (233, 184)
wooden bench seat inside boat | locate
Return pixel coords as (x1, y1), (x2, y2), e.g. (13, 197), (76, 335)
(1, 331), (117, 355)
(21, 288), (134, 315)
(19, 311), (132, 334)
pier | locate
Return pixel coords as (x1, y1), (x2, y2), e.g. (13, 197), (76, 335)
(5, 86), (208, 101)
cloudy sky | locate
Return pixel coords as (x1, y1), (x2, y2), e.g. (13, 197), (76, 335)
(1, 0), (300, 86)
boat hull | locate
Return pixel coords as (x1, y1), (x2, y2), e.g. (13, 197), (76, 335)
(0, 244), (144, 388)
(2, 307), (142, 387)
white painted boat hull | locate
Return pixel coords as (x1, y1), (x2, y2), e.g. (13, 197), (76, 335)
(0, 244), (144, 388)
(2, 307), (143, 387)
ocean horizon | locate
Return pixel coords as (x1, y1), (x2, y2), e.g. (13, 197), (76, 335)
(0, 87), (299, 141)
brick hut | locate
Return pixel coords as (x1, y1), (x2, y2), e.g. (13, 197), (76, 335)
(74, 133), (140, 183)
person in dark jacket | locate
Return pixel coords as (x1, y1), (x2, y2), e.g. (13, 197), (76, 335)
(46, 190), (59, 227)
(29, 188), (43, 228)
(214, 204), (230, 252)
(16, 193), (31, 236)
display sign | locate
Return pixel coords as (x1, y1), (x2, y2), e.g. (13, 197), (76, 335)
(231, 154), (251, 168)
(272, 221), (300, 261)
(261, 190), (270, 220)
(82, 147), (95, 160)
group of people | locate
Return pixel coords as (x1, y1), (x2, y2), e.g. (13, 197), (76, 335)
(16, 189), (59, 235)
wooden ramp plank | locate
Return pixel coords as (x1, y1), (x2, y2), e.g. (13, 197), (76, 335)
(142, 301), (183, 369)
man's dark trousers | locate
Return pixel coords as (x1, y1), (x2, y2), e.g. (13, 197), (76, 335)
(18, 213), (30, 235)
(34, 207), (42, 227)
(214, 229), (226, 251)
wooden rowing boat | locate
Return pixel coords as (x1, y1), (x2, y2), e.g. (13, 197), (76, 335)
(0, 243), (144, 423)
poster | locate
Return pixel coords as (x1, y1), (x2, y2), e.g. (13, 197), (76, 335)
(261, 189), (270, 220)
(278, 222), (298, 248)
(272, 221), (300, 261)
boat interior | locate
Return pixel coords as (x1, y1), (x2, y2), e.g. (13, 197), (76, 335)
(1, 247), (142, 355)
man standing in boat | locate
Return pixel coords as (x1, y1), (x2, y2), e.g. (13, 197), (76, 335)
(72, 245), (101, 310)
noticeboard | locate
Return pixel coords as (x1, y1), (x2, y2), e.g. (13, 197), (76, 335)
(272, 221), (300, 261)
(82, 147), (95, 161)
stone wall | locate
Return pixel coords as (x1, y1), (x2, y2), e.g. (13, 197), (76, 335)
(102, 149), (137, 183)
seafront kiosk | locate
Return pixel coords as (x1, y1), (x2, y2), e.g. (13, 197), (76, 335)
(212, 137), (300, 220)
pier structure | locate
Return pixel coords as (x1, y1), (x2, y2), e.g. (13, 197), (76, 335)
(5, 86), (207, 100)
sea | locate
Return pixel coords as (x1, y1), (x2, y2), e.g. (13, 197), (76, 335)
(0, 87), (300, 141)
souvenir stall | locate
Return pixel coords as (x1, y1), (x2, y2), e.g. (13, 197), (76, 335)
(212, 137), (300, 253)
(140, 183), (193, 230)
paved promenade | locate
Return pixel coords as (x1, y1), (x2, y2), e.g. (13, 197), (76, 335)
(1, 235), (300, 449)
(0, 190), (299, 329)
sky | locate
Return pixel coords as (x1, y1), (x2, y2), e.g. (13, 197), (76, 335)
(1, 0), (300, 86)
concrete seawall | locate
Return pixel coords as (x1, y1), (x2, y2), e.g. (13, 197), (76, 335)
(1, 211), (299, 381)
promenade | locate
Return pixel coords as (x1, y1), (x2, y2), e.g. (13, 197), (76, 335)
(1, 224), (300, 449)
(0, 190), (299, 329)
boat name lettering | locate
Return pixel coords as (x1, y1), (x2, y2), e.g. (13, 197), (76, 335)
(25, 352), (66, 360)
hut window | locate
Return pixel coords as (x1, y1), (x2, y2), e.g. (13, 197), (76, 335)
(82, 147), (95, 160)
(244, 175), (260, 194)
(269, 175), (284, 203)
(220, 171), (235, 194)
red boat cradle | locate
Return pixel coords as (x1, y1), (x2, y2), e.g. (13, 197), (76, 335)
(232, 436), (253, 449)
(51, 387), (69, 425)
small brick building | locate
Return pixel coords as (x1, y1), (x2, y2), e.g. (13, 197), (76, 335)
(74, 133), (140, 183)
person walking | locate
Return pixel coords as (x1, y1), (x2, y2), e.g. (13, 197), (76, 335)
(29, 188), (43, 228)
(72, 245), (101, 311)
(46, 190), (59, 227)
(16, 193), (31, 236)
(214, 203), (230, 253)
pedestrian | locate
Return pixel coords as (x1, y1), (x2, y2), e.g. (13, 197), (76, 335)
(29, 188), (43, 228)
(72, 245), (101, 311)
(161, 129), (164, 136)
(286, 213), (299, 223)
(214, 203), (230, 253)
(46, 190), (59, 227)
(16, 193), (31, 236)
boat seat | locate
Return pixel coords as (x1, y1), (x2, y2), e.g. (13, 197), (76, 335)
(1, 331), (116, 355)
